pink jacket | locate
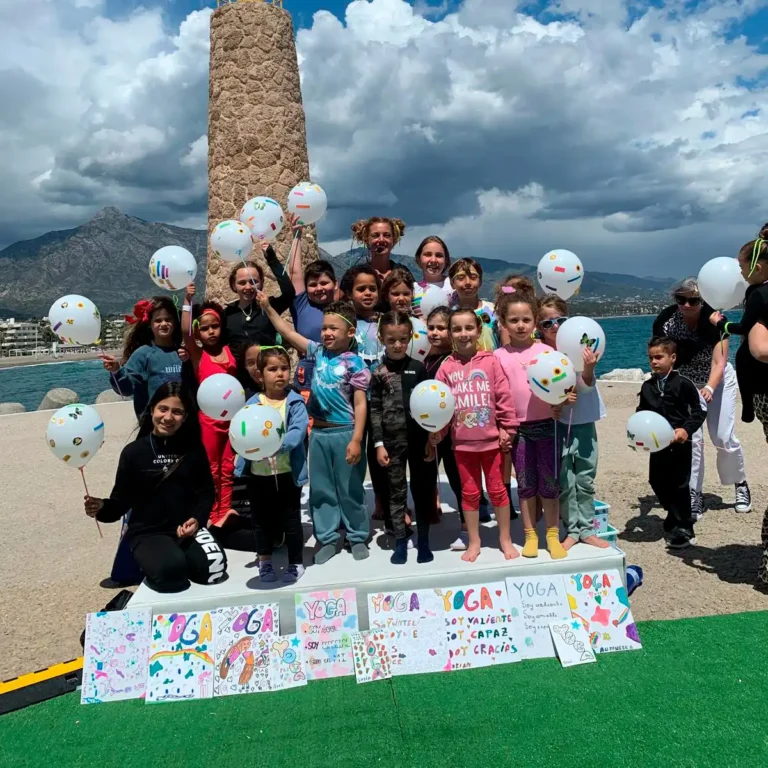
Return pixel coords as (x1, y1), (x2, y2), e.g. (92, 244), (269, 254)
(436, 351), (519, 452)
(494, 342), (554, 423)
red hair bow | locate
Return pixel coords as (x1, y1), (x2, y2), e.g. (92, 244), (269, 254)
(125, 299), (153, 325)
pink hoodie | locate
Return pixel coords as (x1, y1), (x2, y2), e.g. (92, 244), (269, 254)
(436, 351), (519, 452)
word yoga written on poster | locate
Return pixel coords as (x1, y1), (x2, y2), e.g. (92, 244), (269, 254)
(351, 631), (393, 684)
(147, 612), (215, 702)
(269, 635), (307, 691)
(436, 582), (518, 670)
(81, 609), (152, 704)
(367, 590), (451, 676)
(549, 620), (597, 668)
(506, 575), (572, 660)
(213, 604), (278, 697)
(566, 570), (642, 654)
(295, 588), (359, 680)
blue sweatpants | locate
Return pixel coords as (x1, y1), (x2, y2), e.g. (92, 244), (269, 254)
(309, 426), (369, 545)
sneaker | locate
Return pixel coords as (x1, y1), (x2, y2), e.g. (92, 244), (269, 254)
(259, 561), (277, 582)
(690, 489), (704, 521)
(667, 530), (697, 549)
(450, 532), (469, 551)
(282, 564), (305, 584)
(735, 482), (752, 513)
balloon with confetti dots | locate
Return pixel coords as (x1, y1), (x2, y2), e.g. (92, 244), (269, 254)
(229, 403), (284, 459)
(210, 220), (255, 263)
(46, 404), (105, 469)
(48, 294), (102, 346)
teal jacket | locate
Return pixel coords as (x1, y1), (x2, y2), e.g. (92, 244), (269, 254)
(233, 389), (309, 486)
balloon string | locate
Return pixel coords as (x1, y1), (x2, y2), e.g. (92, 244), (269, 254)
(80, 467), (103, 539)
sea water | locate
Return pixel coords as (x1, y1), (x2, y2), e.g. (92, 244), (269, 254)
(0, 314), (740, 411)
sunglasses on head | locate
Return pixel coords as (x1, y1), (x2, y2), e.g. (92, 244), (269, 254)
(674, 295), (701, 307)
(539, 316), (567, 330)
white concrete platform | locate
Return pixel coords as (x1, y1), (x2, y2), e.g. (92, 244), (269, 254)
(129, 478), (626, 632)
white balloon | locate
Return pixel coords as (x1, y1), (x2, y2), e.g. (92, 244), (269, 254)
(408, 317), (432, 361)
(526, 349), (577, 405)
(414, 284), (451, 319)
(210, 220), (255, 263)
(409, 379), (456, 433)
(697, 257), (747, 310)
(626, 411), (674, 453)
(48, 295), (102, 346)
(46, 404), (105, 469)
(149, 246), (198, 292)
(556, 316), (607, 372)
(196, 374), (245, 421)
(287, 182), (328, 226)
(229, 403), (284, 459)
(240, 196), (285, 241)
(537, 249), (584, 300)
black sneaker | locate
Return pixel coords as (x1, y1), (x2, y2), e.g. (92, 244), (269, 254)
(690, 489), (704, 521)
(735, 482), (752, 513)
(668, 532), (697, 549)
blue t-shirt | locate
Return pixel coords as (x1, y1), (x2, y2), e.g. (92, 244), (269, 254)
(306, 341), (370, 425)
(290, 292), (325, 391)
(111, 344), (183, 419)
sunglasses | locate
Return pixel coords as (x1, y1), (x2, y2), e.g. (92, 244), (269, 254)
(674, 295), (701, 307)
(539, 316), (567, 330)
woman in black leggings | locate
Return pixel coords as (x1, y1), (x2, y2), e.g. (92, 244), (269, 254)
(84, 382), (229, 593)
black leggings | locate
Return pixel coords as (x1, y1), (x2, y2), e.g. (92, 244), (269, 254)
(248, 473), (303, 564)
(130, 528), (228, 593)
(385, 436), (437, 540)
(438, 435), (464, 522)
(210, 513), (258, 552)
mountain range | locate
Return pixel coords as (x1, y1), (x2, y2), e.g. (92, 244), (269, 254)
(0, 208), (673, 317)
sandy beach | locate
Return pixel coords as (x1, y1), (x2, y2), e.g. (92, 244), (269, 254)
(1, 385), (767, 680)
(0, 349), (120, 370)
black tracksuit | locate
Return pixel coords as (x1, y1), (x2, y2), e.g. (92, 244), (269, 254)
(370, 356), (437, 540)
(96, 434), (228, 592)
(637, 371), (706, 535)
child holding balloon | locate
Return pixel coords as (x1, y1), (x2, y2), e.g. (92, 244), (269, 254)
(413, 236), (453, 318)
(233, 346), (309, 584)
(103, 297), (184, 419)
(370, 311), (437, 564)
(432, 308), (519, 562)
(448, 259), (497, 351)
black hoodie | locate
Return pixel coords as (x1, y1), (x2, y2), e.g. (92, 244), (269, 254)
(637, 370), (706, 438)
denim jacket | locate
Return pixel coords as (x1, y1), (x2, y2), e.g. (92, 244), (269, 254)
(233, 389), (309, 486)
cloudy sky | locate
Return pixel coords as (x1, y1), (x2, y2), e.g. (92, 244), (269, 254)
(1, 0), (767, 276)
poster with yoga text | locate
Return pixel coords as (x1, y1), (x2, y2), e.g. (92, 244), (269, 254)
(81, 608), (152, 704)
(351, 631), (393, 684)
(295, 588), (359, 680)
(146, 612), (216, 702)
(435, 582), (519, 670)
(565, 570), (642, 653)
(506, 575), (572, 659)
(269, 634), (308, 691)
(367, 589), (451, 675)
(213, 604), (279, 697)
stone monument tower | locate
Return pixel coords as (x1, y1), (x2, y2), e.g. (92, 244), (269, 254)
(207, 0), (319, 304)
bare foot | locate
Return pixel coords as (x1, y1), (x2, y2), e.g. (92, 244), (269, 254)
(461, 543), (481, 562)
(562, 536), (578, 551)
(500, 539), (520, 560)
(581, 534), (610, 549)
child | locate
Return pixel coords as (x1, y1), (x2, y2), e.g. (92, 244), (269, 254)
(638, 337), (706, 549)
(258, 296), (371, 564)
(433, 308), (519, 562)
(181, 284), (238, 530)
(494, 293), (565, 559)
(448, 258), (496, 351)
(380, 267), (416, 315)
(370, 311), (437, 564)
(493, 274), (537, 348)
(233, 347), (309, 584)
(539, 298), (609, 550)
(413, 237), (453, 317)
(425, 306), (468, 549)
(103, 297), (183, 419)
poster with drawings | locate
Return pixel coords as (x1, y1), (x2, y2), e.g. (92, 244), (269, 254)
(435, 582), (519, 670)
(146, 612), (215, 703)
(213, 604), (278, 697)
(295, 588), (359, 680)
(367, 590), (451, 675)
(565, 570), (642, 654)
(506, 575), (572, 659)
(351, 631), (393, 684)
(81, 609), (152, 704)
(269, 634), (307, 691)
(549, 620), (597, 668)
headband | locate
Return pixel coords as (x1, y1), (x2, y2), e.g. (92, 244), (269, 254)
(199, 308), (221, 322)
(326, 312), (354, 327)
(750, 237), (765, 277)
(125, 299), (153, 325)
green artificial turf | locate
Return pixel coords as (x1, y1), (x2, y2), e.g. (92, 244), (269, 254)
(2, 612), (768, 768)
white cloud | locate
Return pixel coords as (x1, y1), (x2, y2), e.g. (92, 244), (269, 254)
(0, 0), (767, 276)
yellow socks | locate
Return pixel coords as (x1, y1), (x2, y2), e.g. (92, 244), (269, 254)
(522, 528), (539, 558)
(546, 527), (567, 560)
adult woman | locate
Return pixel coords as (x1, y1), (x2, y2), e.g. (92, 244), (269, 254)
(223, 242), (295, 357)
(653, 278), (750, 517)
(351, 216), (406, 283)
(84, 383), (228, 593)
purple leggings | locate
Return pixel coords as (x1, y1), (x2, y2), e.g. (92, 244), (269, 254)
(512, 419), (559, 500)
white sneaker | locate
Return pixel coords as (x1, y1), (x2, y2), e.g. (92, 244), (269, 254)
(735, 482), (752, 513)
(450, 533), (468, 551)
